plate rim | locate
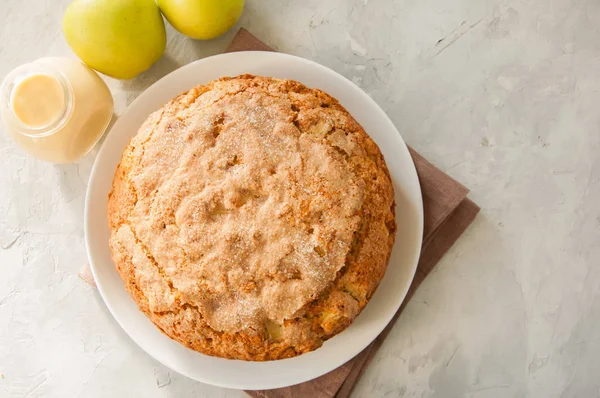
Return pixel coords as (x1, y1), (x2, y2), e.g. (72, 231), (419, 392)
(84, 50), (424, 390)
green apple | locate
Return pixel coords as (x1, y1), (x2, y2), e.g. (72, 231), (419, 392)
(158, 0), (244, 40)
(63, 0), (166, 79)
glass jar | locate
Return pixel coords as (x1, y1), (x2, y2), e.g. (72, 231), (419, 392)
(1, 57), (114, 163)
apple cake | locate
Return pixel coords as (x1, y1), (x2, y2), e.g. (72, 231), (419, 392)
(107, 75), (396, 361)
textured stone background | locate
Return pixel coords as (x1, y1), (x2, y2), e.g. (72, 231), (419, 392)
(1, 0), (600, 397)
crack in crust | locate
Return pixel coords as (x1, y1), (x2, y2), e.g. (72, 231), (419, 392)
(108, 75), (396, 361)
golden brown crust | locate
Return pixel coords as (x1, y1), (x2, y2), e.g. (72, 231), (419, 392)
(107, 75), (396, 360)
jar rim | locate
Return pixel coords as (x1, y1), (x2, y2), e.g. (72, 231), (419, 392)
(0, 62), (74, 138)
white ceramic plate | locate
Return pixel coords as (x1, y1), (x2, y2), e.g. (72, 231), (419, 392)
(84, 51), (423, 390)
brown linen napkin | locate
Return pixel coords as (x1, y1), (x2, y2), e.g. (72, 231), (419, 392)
(225, 29), (481, 398)
(79, 28), (480, 398)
